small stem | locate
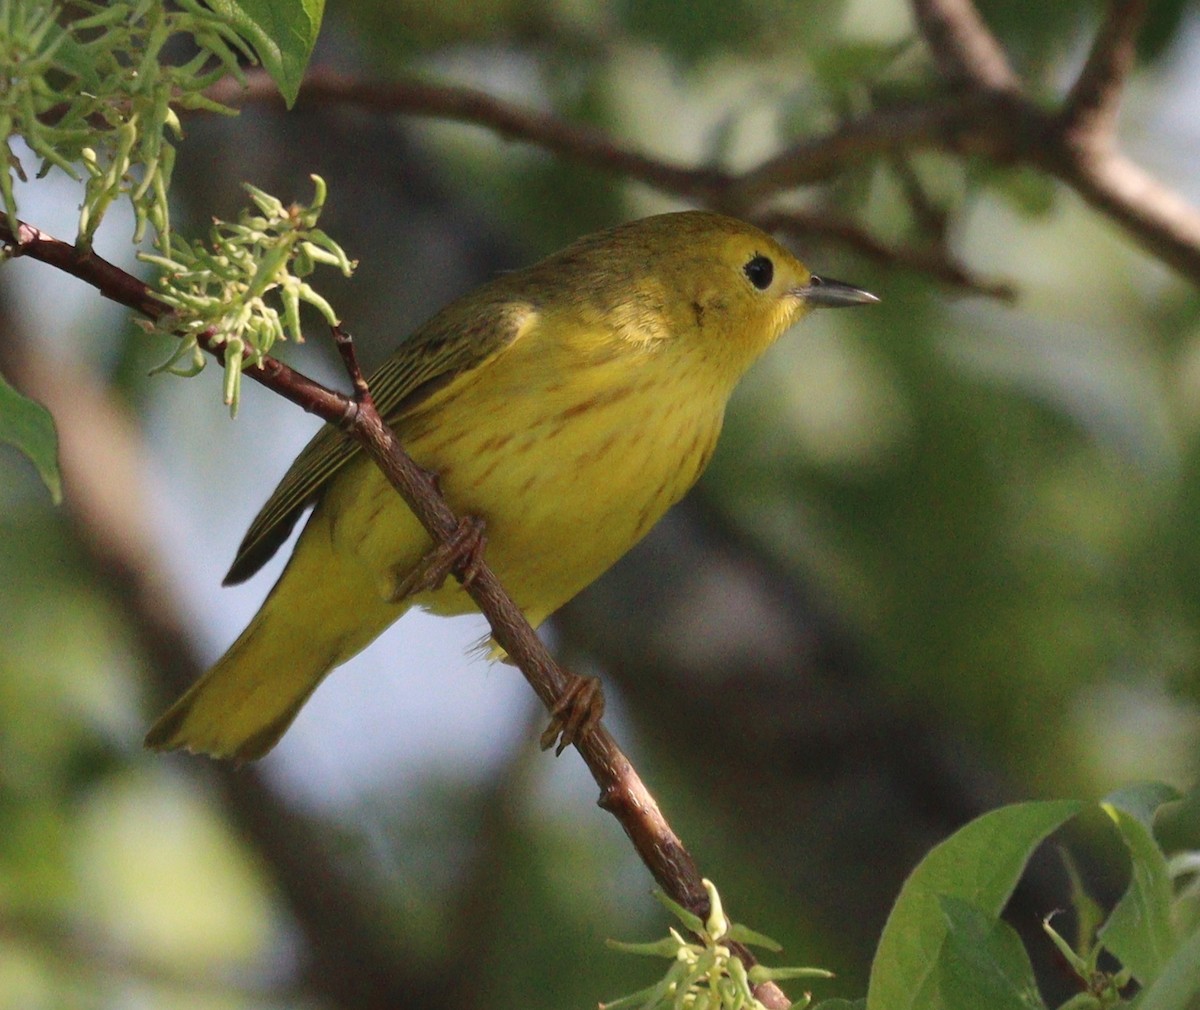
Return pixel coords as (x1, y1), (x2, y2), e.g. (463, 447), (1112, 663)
(1061, 0), (1150, 144)
(758, 208), (1015, 300)
(205, 68), (731, 206)
(909, 0), (1021, 93)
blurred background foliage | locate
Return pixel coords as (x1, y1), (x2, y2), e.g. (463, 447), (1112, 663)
(2, 0), (1200, 1007)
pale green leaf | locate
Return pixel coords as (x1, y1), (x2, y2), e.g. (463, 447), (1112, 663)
(866, 800), (1083, 1010)
(1099, 785), (1179, 987)
(937, 897), (1047, 1010)
(1134, 925), (1200, 1010)
(206, 0), (324, 107)
(0, 371), (62, 504)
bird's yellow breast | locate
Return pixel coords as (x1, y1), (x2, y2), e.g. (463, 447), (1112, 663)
(322, 306), (732, 626)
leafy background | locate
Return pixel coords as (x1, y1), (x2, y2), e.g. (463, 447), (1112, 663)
(2, 0), (1200, 1007)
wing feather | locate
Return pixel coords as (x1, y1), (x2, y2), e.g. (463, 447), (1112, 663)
(223, 297), (537, 585)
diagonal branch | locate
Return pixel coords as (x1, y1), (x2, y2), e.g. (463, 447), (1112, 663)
(734, 97), (992, 201)
(1048, 146), (1200, 281)
(909, 0), (1021, 93)
(4, 222), (354, 423)
(758, 208), (1015, 300)
(205, 68), (732, 205)
(1061, 0), (1151, 144)
(0, 218), (791, 1009)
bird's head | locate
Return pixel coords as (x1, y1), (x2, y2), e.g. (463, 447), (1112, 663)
(652, 212), (878, 367)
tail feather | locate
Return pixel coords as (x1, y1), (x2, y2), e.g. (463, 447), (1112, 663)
(145, 513), (404, 763)
(143, 611), (341, 763)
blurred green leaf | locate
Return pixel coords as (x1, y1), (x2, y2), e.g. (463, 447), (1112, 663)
(1107, 782), (1181, 827)
(0, 371), (61, 504)
(810, 40), (910, 97)
(1156, 784), (1200, 854)
(972, 0), (1098, 77)
(206, 0), (324, 106)
(1059, 847), (1106, 960)
(1135, 927), (1200, 1010)
(1138, 0), (1189, 64)
(938, 897), (1046, 1010)
(617, 0), (760, 65)
(1099, 786), (1179, 986)
(867, 800), (1083, 1010)
(972, 163), (1058, 219)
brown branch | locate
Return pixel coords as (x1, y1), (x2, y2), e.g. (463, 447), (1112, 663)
(0, 219), (790, 1008)
(890, 156), (950, 242)
(909, 0), (1021, 93)
(329, 329), (786, 1002)
(4, 223), (354, 426)
(208, 70), (1028, 303)
(1061, 0), (1151, 143)
(905, 0), (1200, 283)
(1046, 146), (1200, 280)
(196, 12), (1200, 295)
(205, 68), (732, 206)
(757, 208), (1016, 300)
(735, 97), (992, 201)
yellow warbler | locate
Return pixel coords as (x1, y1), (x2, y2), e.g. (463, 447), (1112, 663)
(146, 211), (876, 761)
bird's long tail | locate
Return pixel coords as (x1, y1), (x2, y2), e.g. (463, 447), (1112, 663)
(145, 520), (400, 763)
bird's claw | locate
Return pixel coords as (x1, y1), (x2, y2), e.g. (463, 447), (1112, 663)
(388, 515), (487, 602)
(540, 674), (605, 755)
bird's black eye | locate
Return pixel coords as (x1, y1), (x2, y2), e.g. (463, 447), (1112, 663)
(743, 254), (774, 290)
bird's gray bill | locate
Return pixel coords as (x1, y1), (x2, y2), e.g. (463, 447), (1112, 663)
(799, 276), (879, 308)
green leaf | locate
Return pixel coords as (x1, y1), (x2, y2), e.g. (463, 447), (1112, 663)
(1134, 926), (1200, 1010)
(937, 897), (1047, 1010)
(811, 1001), (866, 1010)
(867, 800), (1084, 1010)
(0, 372), (61, 504)
(1059, 847), (1106, 957)
(1139, 0), (1189, 63)
(976, 164), (1058, 219)
(1098, 786), (1179, 987)
(206, 0), (324, 107)
(1106, 782), (1180, 827)
(1155, 783), (1200, 853)
(616, 0), (759, 66)
(810, 41), (910, 96)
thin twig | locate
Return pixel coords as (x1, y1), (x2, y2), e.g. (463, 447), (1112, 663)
(889, 156), (949, 242)
(758, 208), (1016, 300)
(205, 68), (732, 205)
(1045, 146), (1200, 280)
(2, 222), (360, 425)
(0, 219), (790, 1008)
(325, 325), (783, 999)
(909, 0), (1021, 93)
(734, 97), (996, 200)
(1061, 0), (1151, 143)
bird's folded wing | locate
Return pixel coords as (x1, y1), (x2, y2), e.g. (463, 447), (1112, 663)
(223, 298), (538, 585)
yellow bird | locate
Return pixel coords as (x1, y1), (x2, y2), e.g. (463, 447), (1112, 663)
(145, 211), (876, 762)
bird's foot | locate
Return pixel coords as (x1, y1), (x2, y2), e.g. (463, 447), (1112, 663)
(539, 673), (605, 755)
(387, 515), (488, 602)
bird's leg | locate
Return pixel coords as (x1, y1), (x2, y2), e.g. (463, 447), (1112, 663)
(539, 673), (606, 755)
(386, 515), (488, 602)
